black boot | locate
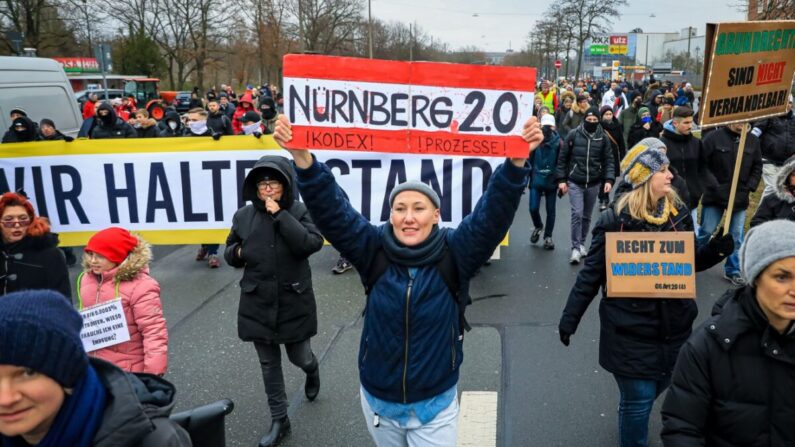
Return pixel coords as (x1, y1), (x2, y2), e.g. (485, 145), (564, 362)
(258, 417), (290, 447)
(305, 362), (320, 401)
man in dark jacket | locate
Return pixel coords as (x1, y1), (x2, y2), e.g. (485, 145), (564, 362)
(225, 155), (323, 447)
(131, 109), (160, 138)
(159, 110), (184, 137)
(662, 220), (795, 447)
(556, 106), (616, 264)
(38, 118), (73, 141)
(219, 93), (236, 119)
(91, 102), (136, 139)
(645, 89), (663, 123)
(628, 107), (663, 148)
(1, 116), (41, 143)
(752, 94), (795, 198)
(699, 123), (763, 286)
(660, 106), (716, 231)
(206, 99), (234, 135)
(182, 108), (222, 267)
(529, 114), (561, 249)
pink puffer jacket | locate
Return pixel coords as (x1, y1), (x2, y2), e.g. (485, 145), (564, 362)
(78, 236), (168, 375)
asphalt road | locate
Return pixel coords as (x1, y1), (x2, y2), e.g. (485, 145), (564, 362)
(67, 190), (734, 447)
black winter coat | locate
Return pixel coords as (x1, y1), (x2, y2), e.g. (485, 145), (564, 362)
(2, 117), (41, 143)
(750, 156), (795, 227)
(601, 119), (626, 176)
(661, 287), (795, 447)
(224, 156), (324, 344)
(627, 120), (663, 148)
(92, 358), (191, 446)
(0, 232), (70, 299)
(207, 111), (234, 135)
(559, 203), (727, 379)
(91, 104), (136, 139)
(134, 119), (160, 138)
(556, 124), (616, 188)
(661, 126), (717, 209)
(754, 111), (795, 165)
(701, 127), (763, 211)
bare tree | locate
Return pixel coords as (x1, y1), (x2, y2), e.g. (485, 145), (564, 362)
(0, 0), (78, 54)
(559, 0), (627, 78)
(290, 0), (363, 54)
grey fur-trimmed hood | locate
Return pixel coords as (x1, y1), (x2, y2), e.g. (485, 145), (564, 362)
(774, 156), (795, 203)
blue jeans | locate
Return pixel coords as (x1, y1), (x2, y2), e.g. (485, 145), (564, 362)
(613, 374), (672, 447)
(529, 187), (557, 238)
(697, 206), (745, 276)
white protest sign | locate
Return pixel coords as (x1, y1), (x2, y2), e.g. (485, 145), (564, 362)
(80, 298), (131, 352)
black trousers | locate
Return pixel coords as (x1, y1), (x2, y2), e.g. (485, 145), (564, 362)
(253, 339), (317, 420)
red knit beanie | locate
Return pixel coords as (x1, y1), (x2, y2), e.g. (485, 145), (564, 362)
(85, 227), (138, 264)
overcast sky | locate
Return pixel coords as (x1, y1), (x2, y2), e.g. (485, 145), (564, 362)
(370, 0), (747, 52)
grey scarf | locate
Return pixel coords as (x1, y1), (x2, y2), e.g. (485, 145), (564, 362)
(382, 224), (448, 267)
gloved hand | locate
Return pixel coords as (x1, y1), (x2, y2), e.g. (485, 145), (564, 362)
(708, 233), (734, 258)
(212, 132), (221, 141)
(559, 328), (571, 347)
(64, 136), (75, 142)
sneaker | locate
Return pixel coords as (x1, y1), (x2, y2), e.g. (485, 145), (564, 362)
(724, 273), (746, 287)
(332, 257), (352, 274)
(570, 249), (582, 264)
(208, 254), (221, 268)
(579, 245), (588, 258)
(543, 237), (555, 250)
(599, 202), (608, 211)
(195, 246), (209, 261)
(530, 227), (543, 244)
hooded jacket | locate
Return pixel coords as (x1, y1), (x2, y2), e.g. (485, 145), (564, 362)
(754, 110), (795, 165)
(79, 236), (168, 375)
(0, 232), (70, 299)
(2, 117), (41, 143)
(134, 118), (160, 138)
(224, 156), (324, 344)
(294, 155), (530, 403)
(158, 110), (184, 137)
(91, 103), (136, 139)
(645, 89), (662, 122)
(750, 156), (795, 227)
(561, 101), (587, 136)
(91, 358), (191, 446)
(661, 287), (795, 446)
(701, 126), (763, 210)
(559, 201), (728, 380)
(231, 92), (255, 135)
(661, 120), (718, 209)
(529, 130), (561, 190)
(556, 122), (616, 188)
(207, 110), (234, 136)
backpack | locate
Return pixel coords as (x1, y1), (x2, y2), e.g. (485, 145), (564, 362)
(364, 247), (472, 332)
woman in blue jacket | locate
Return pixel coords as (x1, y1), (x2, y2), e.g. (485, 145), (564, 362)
(273, 115), (542, 446)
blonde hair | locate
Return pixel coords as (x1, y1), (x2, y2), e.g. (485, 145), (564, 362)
(615, 180), (682, 224)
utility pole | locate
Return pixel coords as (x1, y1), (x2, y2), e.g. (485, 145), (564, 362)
(368, 0), (373, 59)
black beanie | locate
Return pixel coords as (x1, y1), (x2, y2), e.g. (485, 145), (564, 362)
(0, 290), (88, 387)
(584, 106), (600, 118)
(40, 118), (56, 129)
(242, 111), (261, 124)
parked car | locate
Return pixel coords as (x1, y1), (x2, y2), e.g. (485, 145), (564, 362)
(173, 91), (192, 113)
(75, 89), (125, 108)
(0, 56), (82, 137)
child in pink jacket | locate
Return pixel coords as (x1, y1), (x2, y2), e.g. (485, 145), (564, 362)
(78, 227), (168, 375)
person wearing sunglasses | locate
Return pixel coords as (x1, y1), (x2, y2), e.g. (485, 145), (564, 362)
(0, 192), (70, 298)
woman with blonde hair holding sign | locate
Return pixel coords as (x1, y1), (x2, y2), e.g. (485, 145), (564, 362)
(558, 138), (734, 447)
(78, 227), (168, 376)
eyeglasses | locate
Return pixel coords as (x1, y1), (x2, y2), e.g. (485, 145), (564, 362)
(257, 180), (282, 190)
(1, 217), (31, 228)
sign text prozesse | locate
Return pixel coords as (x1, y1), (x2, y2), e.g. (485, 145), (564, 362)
(282, 55), (536, 158)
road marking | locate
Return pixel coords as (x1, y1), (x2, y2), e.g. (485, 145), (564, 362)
(458, 391), (498, 447)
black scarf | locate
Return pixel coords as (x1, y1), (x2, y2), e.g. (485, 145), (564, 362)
(382, 224), (447, 267)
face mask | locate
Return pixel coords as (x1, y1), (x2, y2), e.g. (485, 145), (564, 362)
(261, 108), (276, 120)
(168, 121), (178, 130)
(188, 120), (208, 135)
(99, 112), (113, 124)
(584, 121), (598, 133)
(542, 126), (552, 139)
(243, 122), (261, 135)
(641, 116), (652, 124)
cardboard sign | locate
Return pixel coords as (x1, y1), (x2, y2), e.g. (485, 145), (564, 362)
(700, 20), (795, 127)
(282, 54), (536, 158)
(80, 298), (131, 352)
(605, 232), (696, 299)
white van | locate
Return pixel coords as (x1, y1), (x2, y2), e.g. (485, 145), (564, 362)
(0, 56), (82, 138)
